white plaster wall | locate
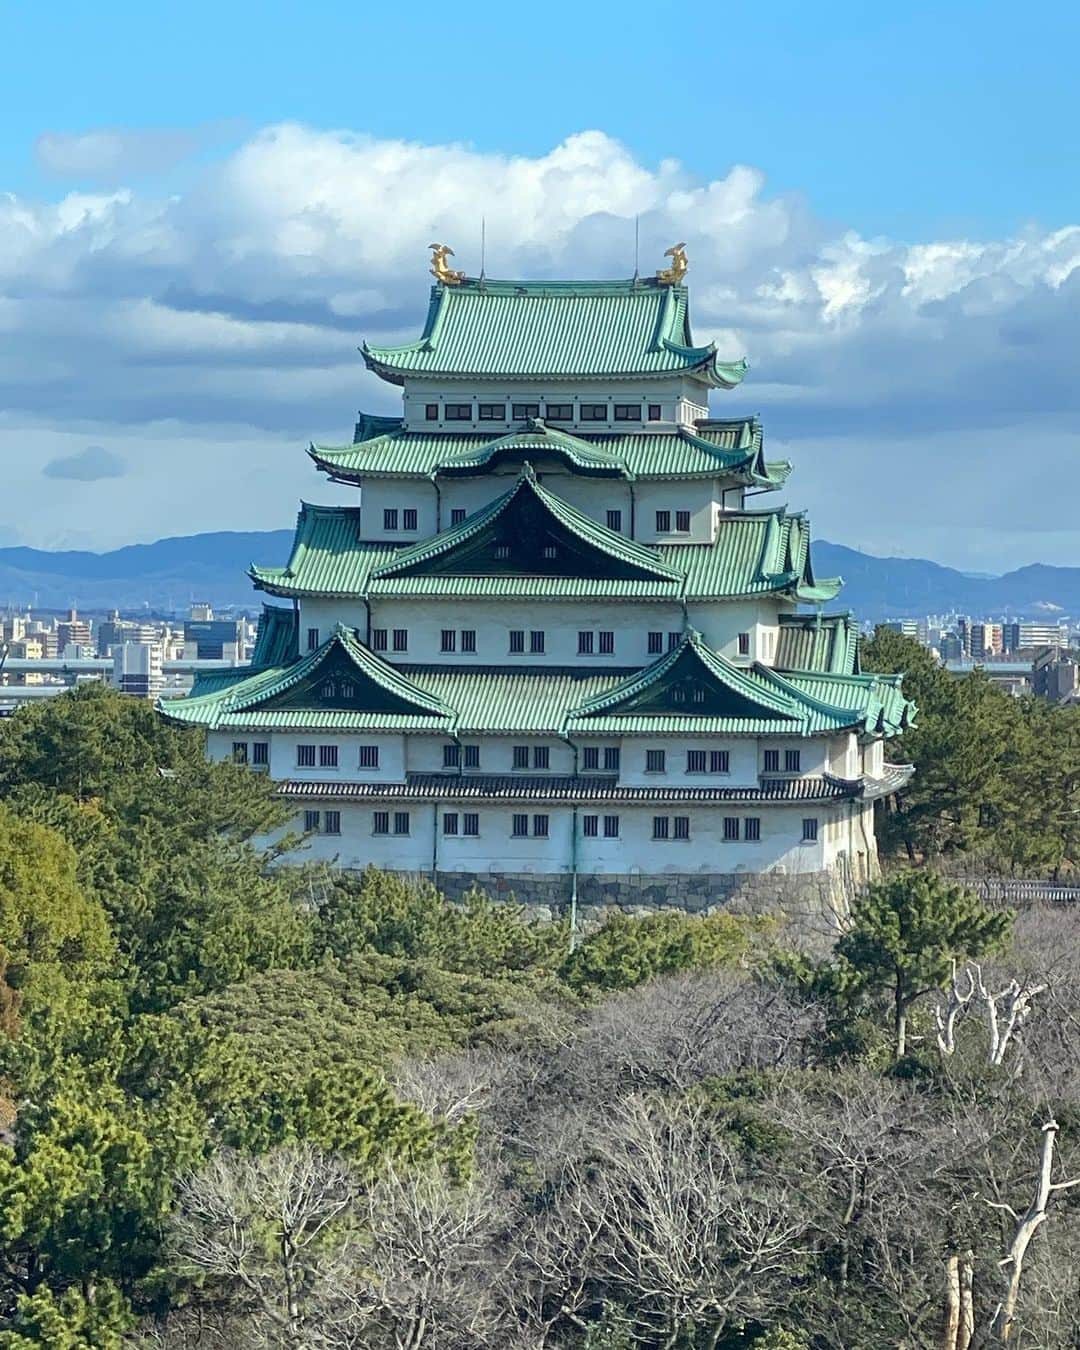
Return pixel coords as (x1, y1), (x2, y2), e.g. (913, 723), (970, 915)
(366, 598), (684, 666)
(617, 738), (758, 786)
(272, 732), (407, 782)
(634, 480), (717, 544)
(297, 599), (369, 649)
(862, 739), (885, 775)
(686, 599), (783, 664)
(357, 479), (437, 541)
(408, 735), (575, 775)
(400, 377), (703, 433)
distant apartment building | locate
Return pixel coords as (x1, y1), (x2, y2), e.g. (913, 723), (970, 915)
(968, 623), (1004, 660)
(183, 604), (243, 662)
(97, 612), (162, 656)
(112, 642), (164, 699)
(1003, 621), (1070, 652)
(880, 619), (927, 642)
(56, 609), (92, 653)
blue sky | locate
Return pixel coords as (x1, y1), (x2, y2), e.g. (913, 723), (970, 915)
(1, 0), (1079, 569)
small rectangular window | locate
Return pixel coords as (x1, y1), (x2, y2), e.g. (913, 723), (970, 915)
(319, 744), (338, 768)
(578, 631), (594, 655)
(304, 810), (321, 832)
(403, 508), (418, 531)
(802, 817), (819, 842)
(545, 402), (573, 421)
(763, 749), (780, 773)
(646, 749), (666, 773)
(583, 814), (599, 837)
(384, 508), (399, 531)
(463, 812), (480, 836)
(252, 741), (269, 766)
(443, 743), (461, 768)
(392, 629), (408, 652)
(512, 813), (528, 837)
(513, 745), (529, 770)
(648, 631), (664, 655)
(647, 403), (661, 421)
(542, 545), (558, 559)
(673, 816), (690, 840)
(307, 627), (319, 651)
(441, 629), (456, 653)
(603, 814), (620, 838)
(744, 817), (761, 842)
(606, 509), (622, 532)
(710, 750), (729, 774)
(358, 745), (379, 768)
(582, 746), (600, 770)
(530, 630), (545, 654)
(603, 747), (621, 772)
(494, 544), (510, 559)
(687, 749), (706, 773)
(785, 749), (802, 773)
(580, 404), (607, 421)
(323, 810), (341, 835)
(723, 817), (740, 841)
(393, 811), (410, 836)
(443, 812), (459, 835)
(533, 813), (549, 838)
(668, 632), (681, 651)
(655, 510), (671, 533)
(450, 507), (467, 525)
(613, 404), (641, 421)
(512, 403), (541, 419)
(675, 510), (691, 533)
(297, 744), (316, 767)
(653, 816), (670, 840)
(533, 746), (549, 770)
(599, 631), (614, 655)
(509, 630), (525, 653)
(425, 404), (439, 421)
(371, 629), (388, 652)
(373, 811), (389, 835)
(445, 404), (472, 421)
(463, 744), (480, 769)
(738, 632), (751, 657)
(478, 403), (506, 420)
(232, 741), (248, 764)
(461, 629), (476, 653)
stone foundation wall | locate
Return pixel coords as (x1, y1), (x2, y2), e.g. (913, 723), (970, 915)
(430, 867), (854, 927)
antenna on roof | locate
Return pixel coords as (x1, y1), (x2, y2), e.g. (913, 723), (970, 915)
(633, 215), (640, 281)
(480, 216), (486, 281)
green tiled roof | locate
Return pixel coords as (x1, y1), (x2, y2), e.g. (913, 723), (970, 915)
(250, 604), (299, 668)
(163, 627), (453, 731)
(249, 496), (839, 605)
(249, 505), (396, 596)
(163, 632), (914, 740)
(361, 278), (747, 388)
(775, 612), (861, 675)
(309, 416), (789, 486)
(373, 467), (682, 585)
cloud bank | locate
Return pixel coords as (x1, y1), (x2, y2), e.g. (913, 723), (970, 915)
(2, 125), (1078, 565)
(42, 444), (126, 481)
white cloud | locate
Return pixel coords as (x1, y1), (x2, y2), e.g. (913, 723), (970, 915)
(35, 123), (240, 184)
(42, 444), (126, 481)
(4, 124), (1080, 565)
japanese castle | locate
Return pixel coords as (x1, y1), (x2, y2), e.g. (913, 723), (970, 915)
(161, 244), (913, 914)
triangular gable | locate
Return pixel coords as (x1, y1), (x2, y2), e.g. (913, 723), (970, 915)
(374, 468), (680, 583)
(234, 627), (452, 719)
(570, 632), (803, 723)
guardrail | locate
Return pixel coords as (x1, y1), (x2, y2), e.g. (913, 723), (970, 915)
(950, 876), (1080, 904)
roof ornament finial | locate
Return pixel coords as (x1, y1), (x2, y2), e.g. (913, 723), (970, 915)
(429, 243), (465, 286)
(656, 242), (688, 286)
(522, 460), (537, 482)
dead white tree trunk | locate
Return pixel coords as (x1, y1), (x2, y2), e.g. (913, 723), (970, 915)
(943, 1250), (975, 1350)
(934, 963), (1046, 1066)
(985, 1119), (1080, 1343)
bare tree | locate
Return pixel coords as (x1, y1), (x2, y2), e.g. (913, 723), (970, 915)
(934, 962), (1047, 1066)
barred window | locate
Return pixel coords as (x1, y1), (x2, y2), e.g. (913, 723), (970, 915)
(763, 749), (780, 772)
(723, 817), (740, 841)
(307, 627), (319, 651)
(646, 749), (666, 773)
(450, 508), (467, 525)
(304, 810), (320, 832)
(599, 631), (614, 655)
(403, 508), (418, 531)
(358, 745), (379, 768)
(393, 812), (410, 835)
(652, 816), (670, 840)
(323, 810), (341, 835)
(668, 632), (681, 651)
(443, 743), (461, 768)
(583, 814), (599, 837)
(655, 510), (671, 532)
(785, 749), (802, 773)
(373, 811), (389, 835)
(738, 632), (751, 657)
(687, 749), (706, 773)
(232, 741), (248, 764)
(463, 813), (480, 836)
(371, 629), (387, 652)
(673, 816), (690, 840)
(744, 817), (761, 841)
(603, 747), (621, 772)
(675, 510), (691, 532)
(802, 817), (819, 842)
(533, 746), (549, 769)
(606, 509), (622, 532)
(530, 631), (545, 654)
(509, 630), (525, 653)
(252, 742), (269, 766)
(603, 814), (619, 838)
(383, 509), (399, 531)
(533, 814), (549, 838)
(710, 750), (729, 773)
(578, 631), (594, 654)
(461, 629), (476, 653)
(648, 631), (664, 655)
(512, 813), (528, 837)
(297, 744), (316, 767)
(392, 629), (408, 652)
(319, 744), (338, 768)
(463, 745), (480, 768)
(443, 812), (459, 835)
(582, 747), (600, 770)
(441, 629), (456, 652)
(513, 745), (530, 769)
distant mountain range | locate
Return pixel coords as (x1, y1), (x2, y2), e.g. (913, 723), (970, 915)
(0, 530), (1077, 620)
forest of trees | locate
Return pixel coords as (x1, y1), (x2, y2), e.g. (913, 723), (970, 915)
(0, 633), (1078, 1347)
